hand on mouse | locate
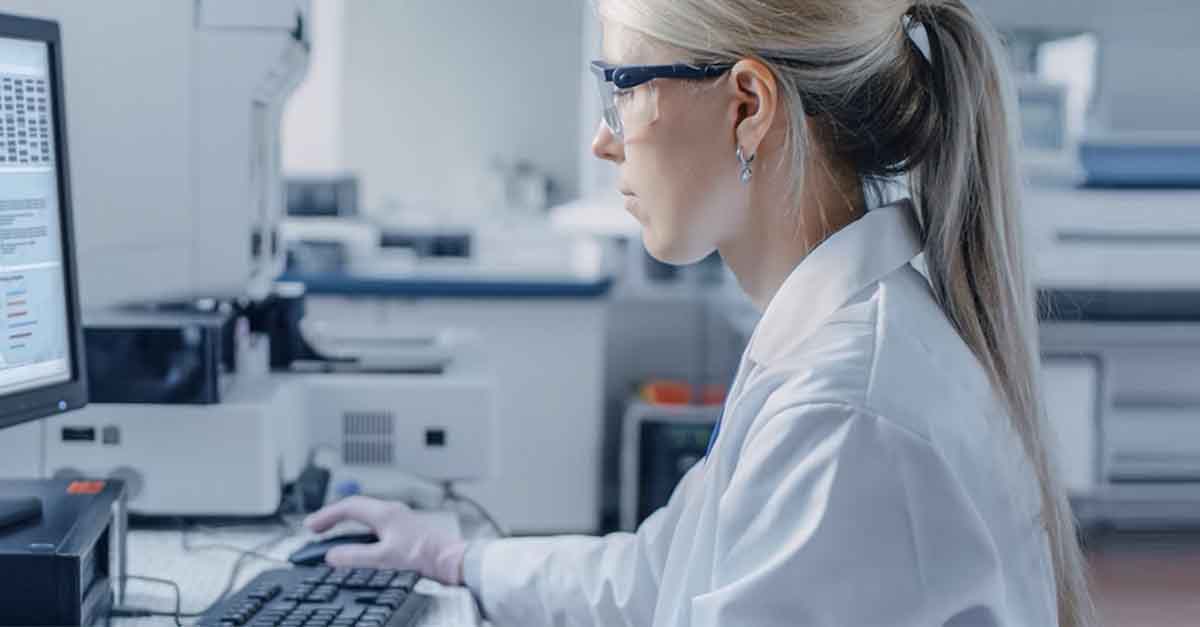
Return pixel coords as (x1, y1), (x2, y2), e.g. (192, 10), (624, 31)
(303, 495), (467, 585)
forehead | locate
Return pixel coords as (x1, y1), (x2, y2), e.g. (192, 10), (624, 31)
(599, 18), (667, 65)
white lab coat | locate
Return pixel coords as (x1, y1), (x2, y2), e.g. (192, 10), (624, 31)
(469, 200), (1058, 626)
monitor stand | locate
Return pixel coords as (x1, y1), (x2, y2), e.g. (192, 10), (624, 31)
(0, 497), (42, 530)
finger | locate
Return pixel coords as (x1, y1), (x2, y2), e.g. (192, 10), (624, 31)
(304, 496), (392, 533)
(325, 542), (386, 569)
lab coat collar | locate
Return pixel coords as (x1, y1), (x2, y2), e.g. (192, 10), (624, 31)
(747, 199), (923, 366)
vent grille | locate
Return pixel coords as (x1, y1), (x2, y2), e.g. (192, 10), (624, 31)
(342, 411), (394, 466)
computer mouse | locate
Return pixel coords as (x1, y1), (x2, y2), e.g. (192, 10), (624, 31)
(288, 532), (380, 566)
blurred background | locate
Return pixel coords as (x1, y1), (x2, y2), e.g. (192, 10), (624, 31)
(0, 1), (1195, 625)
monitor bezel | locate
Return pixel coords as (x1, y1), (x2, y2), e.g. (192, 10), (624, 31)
(0, 13), (87, 431)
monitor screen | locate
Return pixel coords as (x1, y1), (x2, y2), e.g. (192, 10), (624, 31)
(0, 14), (86, 431)
(0, 37), (70, 395)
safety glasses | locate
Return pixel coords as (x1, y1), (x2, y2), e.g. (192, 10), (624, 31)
(589, 61), (734, 141)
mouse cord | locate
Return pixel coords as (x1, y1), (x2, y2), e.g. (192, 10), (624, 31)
(184, 517), (297, 616)
(440, 481), (507, 538)
(110, 574), (193, 626)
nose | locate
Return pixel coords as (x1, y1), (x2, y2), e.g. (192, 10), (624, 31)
(591, 121), (624, 164)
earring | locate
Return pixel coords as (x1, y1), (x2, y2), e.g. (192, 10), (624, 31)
(737, 146), (756, 184)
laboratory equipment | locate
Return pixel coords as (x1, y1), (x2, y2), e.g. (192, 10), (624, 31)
(0, 0), (310, 308)
(1017, 79), (1069, 155)
(195, 567), (432, 627)
(0, 0), (316, 515)
(302, 373), (494, 485)
(281, 218), (381, 274)
(619, 401), (718, 530)
(379, 229), (472, 259)
(0, 0), (493, 519)
(287, 175), (360, 217)
(40, 377), (299, 517)
(83, 308), (239, 405)
(297, 320), (458, 373)
(1030, 180), (1200, 526)
(299, 278), (607, 533)
(1079, 132), (1200, 188)
(31, 358), (493, 517)
(0, 479), (127, 627)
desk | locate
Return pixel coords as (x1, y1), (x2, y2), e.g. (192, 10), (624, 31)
(113, 518), (482, 627)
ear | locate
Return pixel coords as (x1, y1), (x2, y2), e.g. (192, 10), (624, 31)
(727, 58), (780, 158)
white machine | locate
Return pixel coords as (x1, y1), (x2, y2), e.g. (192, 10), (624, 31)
(0, 0), (498, 518)
(39, 377), (300, 517)
(0, 0), (312, 517)
(1030, 180), (1200, 527)
(302, 373), (494, 488)
(26, 370), (494, 517)
(0, 0), (308, 308)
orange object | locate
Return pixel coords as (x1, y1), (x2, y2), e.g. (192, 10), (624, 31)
(701, 385), (727, 406)
(67, 480), (106, 495)
(640, 380), (692, 405)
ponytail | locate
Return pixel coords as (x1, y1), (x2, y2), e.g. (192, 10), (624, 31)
(910, 3), (1094, 625)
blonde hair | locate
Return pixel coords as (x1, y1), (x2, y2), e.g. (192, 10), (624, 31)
(599, 0), (1093, 624)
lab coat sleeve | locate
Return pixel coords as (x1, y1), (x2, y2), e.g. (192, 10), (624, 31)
(693, 402), (1005, 626)
(474, 462), (702, 626)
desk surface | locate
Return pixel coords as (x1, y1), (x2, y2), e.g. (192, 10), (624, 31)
(115, 519), (482, 627)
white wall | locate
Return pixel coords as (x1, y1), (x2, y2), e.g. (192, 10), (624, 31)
(341, 1), (584, 214)
(578, 4), (617, 199)
(282, 0), (345, 174)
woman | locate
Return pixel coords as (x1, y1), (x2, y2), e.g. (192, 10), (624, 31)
(306, 0), (1093, 624)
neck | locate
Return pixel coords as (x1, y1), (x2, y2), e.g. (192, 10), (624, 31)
(719, 161), (865, 310)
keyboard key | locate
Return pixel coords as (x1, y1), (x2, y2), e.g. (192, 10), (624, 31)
(389, 572), (420, 592)
(201, 568), (433, 627)
(303, 568), (331, 584)
(250, 584), (283, 601)
(266, 601), (298, 613)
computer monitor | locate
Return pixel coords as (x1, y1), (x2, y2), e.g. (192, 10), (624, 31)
(0, 13), (88, 527)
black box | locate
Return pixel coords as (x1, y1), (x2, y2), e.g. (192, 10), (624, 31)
(83, 308), (236, 404)
(0, 479), (126, 626)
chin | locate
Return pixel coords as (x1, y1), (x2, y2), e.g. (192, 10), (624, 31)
(642, 229), (714, 266)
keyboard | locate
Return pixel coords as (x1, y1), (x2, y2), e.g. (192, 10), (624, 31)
(196, 566), (432, 627)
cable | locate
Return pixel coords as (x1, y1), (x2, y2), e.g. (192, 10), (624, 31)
(111, 574), (194, 626)
(179, 516), (298, 617)
(180, 524), (291, 565)
(442, 482), (507, 538)
(181, 539), (291, 565)
(113, 517), (299, 626)
(305, 446), (507, 539)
